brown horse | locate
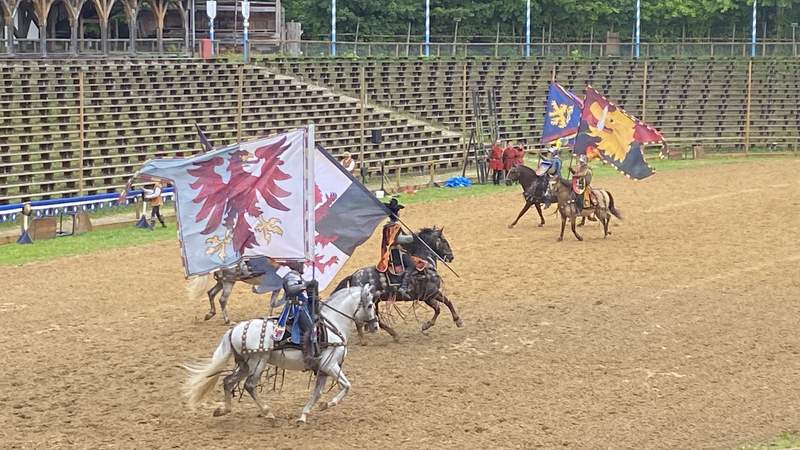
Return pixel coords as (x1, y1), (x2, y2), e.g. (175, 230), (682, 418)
(547, 177), (623, 241)
(505, 165), (551, 229)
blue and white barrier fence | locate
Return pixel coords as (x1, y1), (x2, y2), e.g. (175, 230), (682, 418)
(0, 188), (175, 224)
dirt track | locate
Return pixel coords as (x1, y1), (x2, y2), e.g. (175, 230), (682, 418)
(1, 159), (799, 449)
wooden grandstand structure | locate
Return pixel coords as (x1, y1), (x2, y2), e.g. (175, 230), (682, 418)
(1, 57), (798, 205)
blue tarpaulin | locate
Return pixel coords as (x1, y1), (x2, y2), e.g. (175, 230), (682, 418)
(443, 177), (472, 188)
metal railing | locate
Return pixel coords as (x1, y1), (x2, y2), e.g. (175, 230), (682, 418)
(3, 37), (798, 58)
(245, 39), (800, 59)
(5, 38), (189, 56)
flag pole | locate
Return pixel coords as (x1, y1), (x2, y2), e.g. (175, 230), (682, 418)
(751, 0), (758, 57)
(306, 124), (317, 281)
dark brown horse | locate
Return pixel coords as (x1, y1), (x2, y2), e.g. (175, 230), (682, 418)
(548, 177), (623, 241)
(505, 165), (551, 229)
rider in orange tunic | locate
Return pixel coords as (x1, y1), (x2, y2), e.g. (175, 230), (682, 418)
(376, 198), (419, 299)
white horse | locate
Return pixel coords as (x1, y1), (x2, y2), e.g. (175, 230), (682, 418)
(183, 285), (378, 423)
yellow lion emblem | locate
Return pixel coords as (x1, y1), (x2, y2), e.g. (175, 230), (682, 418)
(549, 101), (574, 129)
(586, 102), (635, 162)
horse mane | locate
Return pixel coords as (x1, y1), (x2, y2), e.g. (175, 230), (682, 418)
(404, 227), (441, 259)
(517, 165), (535, 175)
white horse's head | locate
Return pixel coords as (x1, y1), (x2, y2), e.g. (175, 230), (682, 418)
(356, 283), (379, 333)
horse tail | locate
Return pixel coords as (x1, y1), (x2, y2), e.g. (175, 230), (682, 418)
(607, 191), (623, 221)
(332, 274), (352, 292)
(186, 272), (217, 303)
(183, 329), (233, 408)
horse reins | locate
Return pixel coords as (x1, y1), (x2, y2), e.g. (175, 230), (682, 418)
(321, 298), (378, 327)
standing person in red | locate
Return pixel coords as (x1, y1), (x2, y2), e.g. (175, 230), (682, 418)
(502, 141), (516, 182)
(489, 139), (505, 185)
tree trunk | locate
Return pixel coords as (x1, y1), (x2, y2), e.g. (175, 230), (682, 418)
(4, 19), (14, 55)
(101, 21), (108, 55)
(157, 25), (163, 52)
(70, 18), (78, 56)
(128, 16), (136, 54)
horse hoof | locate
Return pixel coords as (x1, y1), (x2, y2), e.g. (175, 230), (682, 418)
(507, 224), (514, 229)
(538, 223), (544, 228)
(557, 237), (563, 242)
(213, 407), (229, 417)
(319, 402), (330, 411)
(455, 318), (464, 328)
(577, 237), (584, 241)
(260, 412), (276, 421)
(296, 417), (307, 425)
(421, 321), (433, 332)
(204, 314), (214, 321)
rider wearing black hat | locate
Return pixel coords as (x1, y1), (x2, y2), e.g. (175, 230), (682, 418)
(377, 198), (414, 299)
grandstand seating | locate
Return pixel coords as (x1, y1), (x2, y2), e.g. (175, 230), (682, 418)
(264, 57), (800, 153)
(2, 57), (798, 204)
(0, 60), (462, 204)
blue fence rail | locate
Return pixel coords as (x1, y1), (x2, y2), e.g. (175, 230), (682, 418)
(0, 189), (175, 224)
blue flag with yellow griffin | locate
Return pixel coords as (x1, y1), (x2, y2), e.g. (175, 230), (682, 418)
(573, 86), (665, 180)
(541, 83), (584, 144)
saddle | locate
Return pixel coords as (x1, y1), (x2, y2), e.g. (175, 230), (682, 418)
(268, 317), (328, 351)
(241, 256), (272, 279)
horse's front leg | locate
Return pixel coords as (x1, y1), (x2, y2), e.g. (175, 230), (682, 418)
(558, 213), (567, 241)
(320, 358), (351, 412)
(578, 216), (586, 227)
(571, 216), (583, 241)
(508, 201), (533, 229)
(356, 323), (367, 346)
(375, 301), (400, 342)
(421, 297), (441, 332)
(297, 372), (328, 424)
(534, 203), (545, 227)
(204, 282), (222, 321)
(219, 280), (235, 325)
(438, 293), (464, 327)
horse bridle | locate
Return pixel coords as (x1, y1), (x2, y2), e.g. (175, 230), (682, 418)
(321, 295), (378, 327)
(420, 232), (452, 263)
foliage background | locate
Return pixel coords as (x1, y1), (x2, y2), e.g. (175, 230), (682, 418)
(284, 0), (800, 42)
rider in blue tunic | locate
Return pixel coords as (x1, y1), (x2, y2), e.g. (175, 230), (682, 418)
(271, 261), (317, 354)
(536, 146), (562, 178)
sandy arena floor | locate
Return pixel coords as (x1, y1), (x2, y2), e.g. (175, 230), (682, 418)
(1, 159), (799, 449)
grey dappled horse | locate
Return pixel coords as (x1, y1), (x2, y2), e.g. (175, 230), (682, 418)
(333, 226), (462, 341)
(186, 264), (281, 324)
